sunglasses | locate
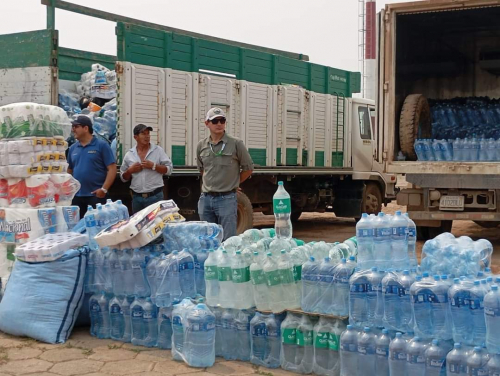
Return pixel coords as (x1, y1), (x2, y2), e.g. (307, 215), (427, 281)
(211, 118), (226, 125)
(71, 124), (82, 129)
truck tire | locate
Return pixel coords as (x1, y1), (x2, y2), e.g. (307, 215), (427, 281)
(362, 183), (382, 215)
(399, 94), (432, 160)
(417, 220), (453, 241)
(236, 191), (253, 234)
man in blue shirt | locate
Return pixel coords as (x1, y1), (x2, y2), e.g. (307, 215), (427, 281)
(67, 115), (117, 218)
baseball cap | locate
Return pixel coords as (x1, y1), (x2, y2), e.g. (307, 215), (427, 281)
(71, 115), (93, 134)
(206, 107), (226, 121)
(133, 124), (153, 135)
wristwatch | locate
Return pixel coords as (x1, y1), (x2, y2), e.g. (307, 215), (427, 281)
(101, 187), (108, 194)
(152, 163), (156, 171)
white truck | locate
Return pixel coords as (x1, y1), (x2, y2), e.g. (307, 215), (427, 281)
(0, 1), (397, 233)
(378, 0), (500, 238)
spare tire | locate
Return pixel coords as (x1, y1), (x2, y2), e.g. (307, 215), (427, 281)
(399, 94), (432, 160)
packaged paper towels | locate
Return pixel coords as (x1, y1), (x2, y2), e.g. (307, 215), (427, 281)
(8, 178), (28, 208)
(0, 207), (56, 245)
(0, 179), (7, 206)
(26, 174), (56, 208)
(51, 174), (80, 206)
(56, 206), (80, 232)
(95, 200), (179, 248)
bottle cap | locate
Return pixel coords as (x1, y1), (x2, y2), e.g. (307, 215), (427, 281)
(253, 252), (259, 256)
(362, 213), (368, 218)
(403, 270), (409, 275)
(281, 250), (286, 254)
(492, 285), (498, 291)
(364, 327), (371, 332)
(454, 343), (461, 349)
(371, 267), (378, 272)
(347, 325), (353, 330)
(267, 252), (272, 257)
(236, 251), (241, 255)
(474, 346), (482, 352)
(432, 339), (439, 345)
(349, 256), (356, 261)
(309, 256), (315, 262)
(278, 181), (283, 186)
(396, 210), (401, 215)
(341, 258), (346, 263)
(395, 332), (402, 338)
(474, 280), (480, 286)
(382, 329), (389, 334)
(414, 337), (421, 341)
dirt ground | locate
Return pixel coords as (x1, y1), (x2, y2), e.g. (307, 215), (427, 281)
(253, 202), (500, 274)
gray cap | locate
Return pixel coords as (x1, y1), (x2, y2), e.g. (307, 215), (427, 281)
(206, 107), (226, 121)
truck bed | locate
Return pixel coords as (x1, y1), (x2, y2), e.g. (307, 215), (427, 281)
(388, 161), (500, 175)
(172, 166), (354, 176)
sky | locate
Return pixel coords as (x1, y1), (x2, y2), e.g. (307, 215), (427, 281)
(2, 0), (417, 72)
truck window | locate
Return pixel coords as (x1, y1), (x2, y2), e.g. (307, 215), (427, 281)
(358, 106), (372, 140)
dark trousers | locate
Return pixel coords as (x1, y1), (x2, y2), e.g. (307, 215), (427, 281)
(72, 196), (108, 219)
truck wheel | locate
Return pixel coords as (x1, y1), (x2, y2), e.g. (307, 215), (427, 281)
(399, 94), (432, 160)
(418, 220), (453, 241)
(362, 183), (382, 215)
(236, 191), (253, 234)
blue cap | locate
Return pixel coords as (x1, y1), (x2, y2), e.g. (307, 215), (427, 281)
(382, 329), (389, 334)
(364, 327), (371, 332)
(492, 285), (498, 291)
(432, 339), (439, 345)
(395, 332), (402, 338)
(454, 343), (461, 349)
(347, 325), (353, 330)
(371, 267), (378, 272)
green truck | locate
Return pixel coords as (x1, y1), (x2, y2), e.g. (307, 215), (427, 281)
(0, 1), (396, 232)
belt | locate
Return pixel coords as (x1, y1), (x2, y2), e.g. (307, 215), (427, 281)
(205, 189), (236, 197)
(132, 187), (163, 198)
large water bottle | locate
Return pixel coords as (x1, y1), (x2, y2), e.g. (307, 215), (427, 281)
(264, 253), (284, 312)
(121, 296), (131, 343)
(217, 250), (233, 308)
(400, 270), (416, 332)
(484, 284), (500, 353)
(442, 140), (453, 161)
(145, 255), (158, 305)
(231, 250), (253, 309)
(295, 314), (314, 374)
(131, 297), (146, 346)
(470, 280), (487, 345)
(119, 250), (133, 296)
(424, 339), (448, 376)
(213, 306), (224, 357)
(340, 325), (358, 376)
(479, 138), (489, 161)
(406, 336), (427, 376)
(449, 279), (473, 345)
(382, 271), (402, 331)
(373, 212), (392, 270)
(452, 138), (463, 161)
(115, 199), (129, 221)
(142, 298), (158, 348)
(156, 252), (182, 307)
(104, 202), (119, 226)
(487, 138), (497, 161)
(332, 258), (354, 316)
(471, 135), (480, 161)
(317, 257), (334, 314)
(375, 329), (391, 376)
(194, 250), (207, 297)
(172, 298), (195, 361)
(266, 314), (281, 368)
(221, 309), (237, 360)
(312, 317), (332, 376)
(432, 276), (453, 340)
(235, 309), (253, 361)
(250, 252), (269, 311)
(391, 211), (410, 270)
(184, 299), (216, 367)
(281, 312), (300, 371)
(108, 249), (122, 296)
(178, 249), (195, 299)
(432, 139), (444, 161)
(301, 257), (319, 313)
(349, 270), (369, 328)
(157, 306), (173, 349)
(446, 342), (465, 376)
(388, 332), (407, 376)
(89, 291), (110, 339)
(404, 213), (417, 268)
(109, 296), (124, 341)
(463, 137), (472, 161)
(356, 213), (374, 269)
(96, 204), (110, 233)
(487, 353), (500, 376)
(273, 181), (292, 239)
(84, 205), (99, 251)
(204, 249), (220, 307)
(411, 276), (434, 339)
(415, 139), (427, 161)
(250, 312), (267, 367)
(357, 327), (376, 375)
(279, 250), (299, 309)
(466, 346), (489, 376)
(367, 267), (383, 327)
(93, 248), (107, 293)
(131, 249), (150, 297)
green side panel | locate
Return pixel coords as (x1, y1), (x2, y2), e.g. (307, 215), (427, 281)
(0, 30), (55, 69)
(117, 22), (360, 97)
(276, 148), (308, 166)
(332, 152), (344, 167)
(315, 151), (325, 167)
(171, 145), (186, 166)
(58, 48), (116, 81)
(302, 150), (308, 166)
(249, 148), (266, 166)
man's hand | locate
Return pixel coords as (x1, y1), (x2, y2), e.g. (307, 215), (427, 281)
(141, 160), (155, 170)
(91, 188), (106, 198)
(128, 162), (143, 174)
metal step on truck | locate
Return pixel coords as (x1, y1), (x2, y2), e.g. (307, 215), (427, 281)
(0, 0), (397, 233)
(378, 0), (500, 239)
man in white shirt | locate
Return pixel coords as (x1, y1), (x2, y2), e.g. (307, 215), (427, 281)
(120, 124), (173, 213)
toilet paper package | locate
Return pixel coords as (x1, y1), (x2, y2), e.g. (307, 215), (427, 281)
(51, 174), (80, 206)
(127, 212), (185, 248)
(14, 232), (87, 263)
(55, 206), (80, 232)
(7, 139), (35, 154)
(8, 165), (41, 178)
(95, 200), (179, 248)
(0, 207), (57, 245)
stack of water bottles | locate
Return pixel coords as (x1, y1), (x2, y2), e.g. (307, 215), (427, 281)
(420, 232), (493, 277)
(414, 137), (500, 161)
(250, 311), (283, 368)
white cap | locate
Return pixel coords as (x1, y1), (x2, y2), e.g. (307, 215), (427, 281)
(205, 107), (226, 121)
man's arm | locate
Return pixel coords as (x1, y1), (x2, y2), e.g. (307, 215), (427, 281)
(103, 164), (117, 191)
(236, 139), (254, 186)
(240, 169), (253, 184)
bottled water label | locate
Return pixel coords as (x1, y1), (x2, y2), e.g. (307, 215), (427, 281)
(328, 333), (339, 351)
(90, 302), (101, 313)
(110, 304), (120, 314)
(296, 329), (313, 346)
(217, 267), (232, 282)
(143, 311), (157, 319)
(85, 215), (96, 227)
(251, 270), (266, 285)
(279, 270), (294, 284)
(205, 265), (217, 280)
(484, 307), (500, 316)
(408, 228), (416, 238)
(267, 327), (280, 338)
(173, 316), (182, 327)
(237, 321), (250, 331)
(469, 298), (484, 310)
(466, 367), (488, 376)
(375, 228), (391, 238)
(358, 345), (367, 354)
(252, 323), (266, 337)
(314, 332), (329, 349)
(232, 267), (250, 283)
(390, 351), (407, 361)
(190, 322), (215, 332)
(179, 261), (194, 271)
(292, 265), (302, 281)
(376, 347), (388, 357)
(392, 226), (407, 237)
(266, 271), (281, 286)
(407, 354), (425, 364)
(451, 296), (469, 307)
(448, 364), (461, 374)
(132, 310), (143, 318)
(350, 283), (367, 292)
(428, 359), (444, 368)
(356, 229), (373, 237)
(282, 328), (297, 344)
(273, 198), (291, 214)
(340, 343), (357, 352)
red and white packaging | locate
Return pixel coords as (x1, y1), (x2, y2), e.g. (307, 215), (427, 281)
(26, 174), (56, 208)
(50, 174), (80, 206)
(7, 178), (29, 208)
(0, 179), (8, 206)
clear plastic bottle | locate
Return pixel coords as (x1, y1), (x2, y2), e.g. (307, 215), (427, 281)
(484, 284), (500, 353)
(235, 309), (253, 361)
(104, 202), (119, 226)
(131, 248), (150, 297)
(340, 325), (358, 376)
(115, 199), (129, 221)
(264, 252), (284, 312)
(405, 213), (418, 268)
(357, 327), (376, 375)
(250, 312), (267, 366)
(465, 346), (489, 376)
(487, 353), (500, 376)
(157, 306), (173, 349)
(313, 317), (332, 376)
(446, 342), (465, 376)
(230, 250), (253, 309)
(178, 248), (196, 300)
(367, 267), (382, 327)
(332, 258), (355, 317)
(301, 256), (319, 313)
(356, 213), (374, 269)
(84, 205), (99, 251)
(204, 249), (220, 306)
(349, 270), (369, 327)
(142, 297), (158, 348)
(89, 291), (110, 339)
(391, 211), (410, 270)
(375, 328), (391, 376)
(121, 296), (132, 343)
(109, 249), (123, 296)
(109, 295), (124, 341)
(184, 299), (216, 367)
(266, 314), (281, 368)
(217, 250), (233, 308)
(281, 312), (300, 372)
(317, 257), (335, 314)
(406, 336), (427, 376)
(194, 249), (207, 296)
(221, 309), (237, 360)
(388, 332), (407, 376)
(373, 212), (392, 270)
(130, 297), (145, 346)
(273, 181), (292, 239)
(295, 314), (314, 374)
(250, 252), (269, 311)
(470, 280), (487, 345)
(424, 339), (448, 376)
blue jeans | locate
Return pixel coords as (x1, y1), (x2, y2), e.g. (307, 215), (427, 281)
(198, 192), (237, 241)
(132, 191), (164, 214)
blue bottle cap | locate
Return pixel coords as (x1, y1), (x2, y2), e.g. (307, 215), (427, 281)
(414, 337), (421, 341)
(396, 210), (402, 215)
(433, 275), (440, 281)
(362, 213), (368, 218)
(474, 346), (482, 352)
(454, 343), (461, 349)
(395, 332), (402, 338)
(341, 258), (347, 263)
(347, 325), (353, 330)
(403, 270), (410, 275)
(267, 252), (272, 257)
(474, 280), (480, 286)
(432, 339), (439, 346)
(310, 256), (315, 262)
(454, 278), (460, 284)
(382, 329), (389, 334)
(371, 267), (378, 272)
(364, 327), (371, 332)
(492, 285), (498, 291)
(281, 250), (286, 254)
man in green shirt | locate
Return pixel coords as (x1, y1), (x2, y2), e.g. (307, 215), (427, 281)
(197, 107), (254, 240)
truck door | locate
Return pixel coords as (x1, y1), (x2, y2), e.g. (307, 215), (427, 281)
(352, 103), (374, 172)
